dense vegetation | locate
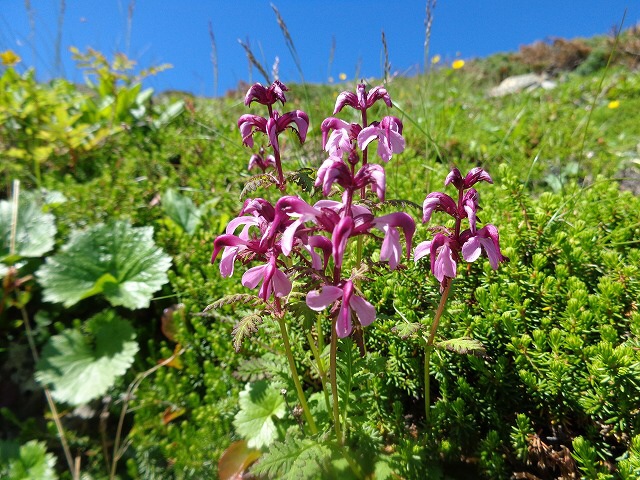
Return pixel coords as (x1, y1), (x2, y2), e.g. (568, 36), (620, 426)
(1, 27), (640, 479)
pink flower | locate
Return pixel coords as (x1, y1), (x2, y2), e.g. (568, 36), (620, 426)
(266, 110), (310, 154)
(461, 188), (479, 233)
(422, 192), (458, 223)
(242, 256), (292, 301)
(306, 280), (375, 337)
(445, 167), (493, 190)
(244, 80), (288, 107)
(238, 114), (267, 148)
(372, 212), (416, 270)
(248, 149), (276, 173)
(332, 216), (354, 269)
(315, 157), (353, 196)
(237, 110), (309, 154)
(414, 233), (459, 285)
(320, 117), (361, 156)
(461, 225), (506, 269)
(333, 84), (392, 114)
(353, 164), (386, 202)
(357, 116), (405, 162)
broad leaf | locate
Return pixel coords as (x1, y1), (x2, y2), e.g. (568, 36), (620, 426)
(162, 188), (202, 235)
(0, 196), (56, 264)
(0, 440), (57, 480)
(35, 310), (139, 405)
(233, 381), (285, 449)
(37, 221), (171, 309)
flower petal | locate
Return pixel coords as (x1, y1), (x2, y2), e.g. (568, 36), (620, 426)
(413, 240), (432, 262)
(336, 301), (353, 338)
(350, 295), (376, 327)
(242, 264), (266, 289)
(271, 268), (292, 298)
(433, 244), (457, 282)
(461, 236), (482, 263)
(306, 286), (343, 311)
(422, 192), (457, 223)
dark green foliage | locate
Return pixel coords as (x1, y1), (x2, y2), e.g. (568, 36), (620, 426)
(3, 31), (640, 480)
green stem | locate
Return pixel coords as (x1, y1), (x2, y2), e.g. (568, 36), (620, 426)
(20, 305), (78, 480)
(277, 317), (318, 434)
(424, 279), (453, 423)
(330, 320), (342, 443)
(306, 331), (331, 415)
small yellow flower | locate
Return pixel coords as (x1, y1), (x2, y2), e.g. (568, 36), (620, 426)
(608, 100), (620, 109)
(452, 59), (465, 70)
(0, 50), (21, 67)
(339, 72), (347, 81)
(431, 54), (441, 65)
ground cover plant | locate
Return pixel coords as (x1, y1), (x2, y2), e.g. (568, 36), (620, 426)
(1, 22), (640, 480)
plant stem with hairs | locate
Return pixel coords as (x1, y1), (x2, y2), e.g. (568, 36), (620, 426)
(423, 278), (452, 422)
(276, 313), (318, 435)
(110, 348), (185, 479)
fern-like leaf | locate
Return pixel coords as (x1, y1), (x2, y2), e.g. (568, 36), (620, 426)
(252, 437), (331, 480)
(371, 199), (422, 212)
(202, 294), (264, 312)
(240, 174), (278, 199)
(234, 354), (288, 382)
(392, 321), (423, 340)
(285, 169), (315, 194)
(232, 314), (263, 352)
(436, 337), (486, 356)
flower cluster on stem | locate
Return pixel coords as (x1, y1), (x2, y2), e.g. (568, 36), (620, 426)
(414, 167), (507, 290)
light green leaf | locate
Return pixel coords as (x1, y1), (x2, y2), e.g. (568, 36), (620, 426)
(162, 189), (202, 235)
(251, 437), (331, 480)
(37, 221), (171, 309)
(233, 381), (285, 449)
(35, 310), (139, 405)
(0, 197), (56, 263)
(0, 440), (57, 480)
(436, 337), (486, 356)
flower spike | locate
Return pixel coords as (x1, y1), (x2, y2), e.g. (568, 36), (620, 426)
(244, 80), (288, 107)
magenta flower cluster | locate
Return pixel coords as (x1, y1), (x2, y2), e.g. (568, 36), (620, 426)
(211, 80), (505, 341)
(212, 81), (415, 338)
(237, 80), (309, 188)
(414, 167), (507, 289)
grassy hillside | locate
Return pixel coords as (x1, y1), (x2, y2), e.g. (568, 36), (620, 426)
(1, 29), (640, 479)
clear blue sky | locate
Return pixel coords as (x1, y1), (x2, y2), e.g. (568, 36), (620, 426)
(1, 1), (638, 97)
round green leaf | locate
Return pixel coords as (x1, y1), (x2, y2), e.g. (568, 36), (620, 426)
(233, 381), (286, 449)
(36, 221), (171, 309)
(35, 311), (139, 405)
(0, 197), (56, 263)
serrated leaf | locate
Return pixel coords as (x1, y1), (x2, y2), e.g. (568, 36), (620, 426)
(436, 337), (486, 356)
(233, 381), (285, 449)
(35, 311), (139, 405)
(232, 314), (262, 352)
(240, 174), (278, 200)
(392, 321), (423, 339)
(285, 169), (315, 194)
(2, 440), (57, 480)
(251, 437), (331, 480)
(0, 196), (56, 263)
(162, 188), (202, 235)
(37, 221), (171, 309)
(203, 294), (265, 312)
(234, 355), (289, 382)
